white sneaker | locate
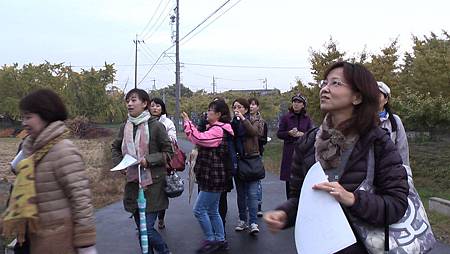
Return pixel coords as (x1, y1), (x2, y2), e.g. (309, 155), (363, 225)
(249, 223), (259, 235)
(235, 220), (248, 231)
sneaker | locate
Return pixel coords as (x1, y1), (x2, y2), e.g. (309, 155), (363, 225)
(216, 240), (229, 251)
(235, 220), (248, 231)
(257, 204), (263, 217)
(196, 240), (220, 254)
(249, 223), (259, 235)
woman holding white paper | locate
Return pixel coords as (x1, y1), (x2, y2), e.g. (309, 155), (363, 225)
(111, 88), (173, 254)
(264, 62), (409, 253)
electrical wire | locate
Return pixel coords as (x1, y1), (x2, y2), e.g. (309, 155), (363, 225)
(142, 0), (173, 40)
(181, 0), (243, 46)
(182, 62), (309, 69)
(139, 0), (166, 36)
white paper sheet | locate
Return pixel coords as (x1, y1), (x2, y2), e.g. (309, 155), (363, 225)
(110, 154), (139, 171)
(10, 150), (25, 170)
(295, 162), (356, 254)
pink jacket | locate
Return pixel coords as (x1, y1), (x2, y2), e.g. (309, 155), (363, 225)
(184, 120), (234, 147)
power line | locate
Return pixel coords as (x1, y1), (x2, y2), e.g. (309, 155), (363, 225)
(138, 51), (167, 85)
(181, 0), (243, 46)
(140, 0), (166, 36)
(182, 62), (309, 69)
(162, 0), (235, 53)
(142, 0), (173, 40)
(179, 0), (232, 43)
(70, 63), (173, 68)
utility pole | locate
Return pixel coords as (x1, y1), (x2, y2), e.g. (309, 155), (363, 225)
(151, 79), (156, 90)
(133, 34), (144, 89)
(174, 0), (181, 130)
(212, 75), (216, 94)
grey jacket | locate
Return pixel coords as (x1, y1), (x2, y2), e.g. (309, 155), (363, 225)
(380, 113), (410, 167)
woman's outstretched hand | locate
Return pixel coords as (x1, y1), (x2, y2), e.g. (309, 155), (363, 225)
(263, 210), (287, 233)
(181, 112), (190, 121)
(313, 182), (355, 207)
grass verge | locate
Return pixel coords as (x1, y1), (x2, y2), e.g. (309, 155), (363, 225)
(263, 137), (450, 245)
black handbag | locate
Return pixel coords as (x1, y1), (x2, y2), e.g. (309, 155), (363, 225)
(237, 155), (265, 181)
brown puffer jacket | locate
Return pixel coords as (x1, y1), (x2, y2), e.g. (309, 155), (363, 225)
(276, 126), (409, 254)
(22, 121), (96, 254)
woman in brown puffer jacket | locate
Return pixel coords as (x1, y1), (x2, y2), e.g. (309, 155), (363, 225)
(2, 89), (96, 254)
(264, 62), (409, 254)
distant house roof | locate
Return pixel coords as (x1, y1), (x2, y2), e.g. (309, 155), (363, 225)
(226, 89), (279, 95)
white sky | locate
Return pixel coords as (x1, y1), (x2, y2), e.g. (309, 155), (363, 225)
(1, 0), (448, 93)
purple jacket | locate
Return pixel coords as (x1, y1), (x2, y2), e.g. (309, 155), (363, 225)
(276, 111), (313, 181)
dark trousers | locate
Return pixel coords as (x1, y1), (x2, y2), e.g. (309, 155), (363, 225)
(219, 191), (228, 227)
(157, 209), (166, 221)
(285, 181), (290, 200)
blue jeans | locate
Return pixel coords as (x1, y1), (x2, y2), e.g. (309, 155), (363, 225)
(257, 180), (263, 206)
(193, 191), (225, 242)
(133, 211), (170, 254)
(235, 178), (258, 224)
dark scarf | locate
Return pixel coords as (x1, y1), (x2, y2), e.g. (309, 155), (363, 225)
(314, 114), (359, 170)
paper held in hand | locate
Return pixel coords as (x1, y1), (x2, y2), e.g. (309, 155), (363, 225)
(110, 154), (139, 171)
(10, 150), (25, 170)
(295, 162), (356, 254)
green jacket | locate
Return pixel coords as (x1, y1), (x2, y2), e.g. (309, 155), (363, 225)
(111, 116), (173, 213)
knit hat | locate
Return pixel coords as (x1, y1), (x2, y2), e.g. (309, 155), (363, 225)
(377, 81), (391, 97)
(292, 93), (307, 103)
(291, 93), (307, 109)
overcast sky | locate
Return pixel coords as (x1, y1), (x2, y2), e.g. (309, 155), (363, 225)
(1, 0), (448, 93)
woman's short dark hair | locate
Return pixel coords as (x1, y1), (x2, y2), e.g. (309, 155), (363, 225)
(149, 97), (167, 115)
(19, 89), (68, 123)
(233, 98), (250, 112)
(208, 100), (231, 123)
(323, 61), (379, 135)
(248, 97), (259, 106)
(125, 89), (151, 110)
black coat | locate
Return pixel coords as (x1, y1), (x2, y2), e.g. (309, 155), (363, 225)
(276, 127), (409, 254)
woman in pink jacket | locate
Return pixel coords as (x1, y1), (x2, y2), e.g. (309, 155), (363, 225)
(182, 100), (234, 254)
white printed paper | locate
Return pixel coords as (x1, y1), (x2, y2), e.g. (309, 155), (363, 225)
(295, 162), (356, 254)
(110, 154), (139, 171)
(10, 150), (25, 170)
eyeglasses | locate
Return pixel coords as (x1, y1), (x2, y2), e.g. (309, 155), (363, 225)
(319, 79), (348, 89)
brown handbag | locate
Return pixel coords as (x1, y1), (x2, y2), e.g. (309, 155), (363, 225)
(169, 141), (186, 171)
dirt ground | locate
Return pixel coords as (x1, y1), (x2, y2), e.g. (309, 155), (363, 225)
(0, 137), (124, 211)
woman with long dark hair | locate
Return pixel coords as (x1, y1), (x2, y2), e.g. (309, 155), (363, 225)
(264, 62), (409, 253)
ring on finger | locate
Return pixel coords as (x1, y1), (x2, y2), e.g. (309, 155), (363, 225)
(331, 187), (335, 192)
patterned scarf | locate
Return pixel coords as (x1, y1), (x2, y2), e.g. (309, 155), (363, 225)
(314, 114), (359, 170)
(122, 110), (153, 187)
(2, 131), (69, 244)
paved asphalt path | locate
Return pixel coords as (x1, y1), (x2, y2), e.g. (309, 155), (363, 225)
(96, 138), (450, 254)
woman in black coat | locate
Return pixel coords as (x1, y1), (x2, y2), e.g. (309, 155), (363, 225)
(264, 62), (409, 253)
